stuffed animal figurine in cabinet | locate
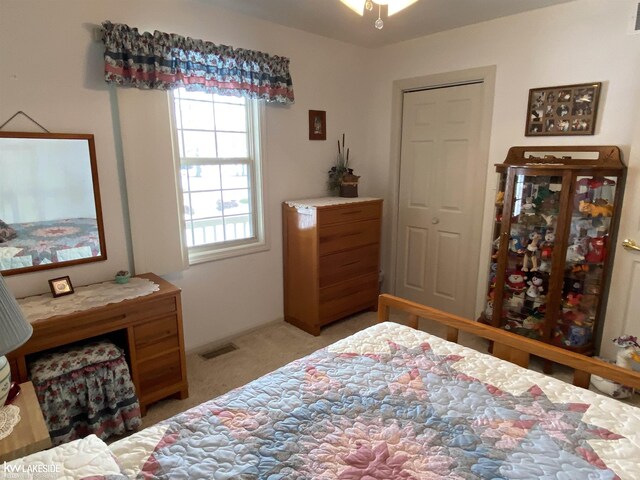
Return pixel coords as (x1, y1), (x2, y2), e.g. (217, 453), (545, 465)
(505, 271), (527, 293)
(566, 242), (586, 263)
(519, 198), (544, 226)
(585, 236), (606, 263)
(522, 232), (542, 272)
(540, 231), (555, 260)
(526, 272), (545, 299)
(509, 236), (526, 255)
(579, 200), (613, 217)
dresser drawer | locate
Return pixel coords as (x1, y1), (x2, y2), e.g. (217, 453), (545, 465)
(318, 201), (381, 226)
(319, 219), (380, 256)
(134, 315), (180, 361)
(320, 244), (379, 288)
(137, 349), (183, 397)
(319, 273), (379, 324)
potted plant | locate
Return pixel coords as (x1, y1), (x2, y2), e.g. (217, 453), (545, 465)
(115, 270), (131, 284)
(328, 134), (359, 197)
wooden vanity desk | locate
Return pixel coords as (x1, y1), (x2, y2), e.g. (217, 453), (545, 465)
(7, 273), (188, 416)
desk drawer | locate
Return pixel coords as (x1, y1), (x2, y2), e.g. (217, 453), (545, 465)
(137, 349), (183, 397)
(134, 315), (180, 361)
(319, 273), (378, 324)
(318, 202), (381, 226)
(127, 296), (177, 323)
(25, 296), (178, 354)
(320, 244), (379, 288)
(319, 220), (380, 256)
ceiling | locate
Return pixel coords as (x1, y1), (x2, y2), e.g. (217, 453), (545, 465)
(209, 0), (575, 48)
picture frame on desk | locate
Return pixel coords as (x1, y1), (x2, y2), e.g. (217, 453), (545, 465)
(48, 276), (74, 298)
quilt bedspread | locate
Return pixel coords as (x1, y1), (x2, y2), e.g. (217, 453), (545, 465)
(0, 218), (100, 269)
(110, 323), (640, 479)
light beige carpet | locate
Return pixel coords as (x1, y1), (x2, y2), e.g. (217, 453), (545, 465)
(141, 311), (638, 429)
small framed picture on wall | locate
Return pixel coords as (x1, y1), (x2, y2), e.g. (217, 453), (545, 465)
(309, 110), (326, 140)
(525, 82), (601, 136)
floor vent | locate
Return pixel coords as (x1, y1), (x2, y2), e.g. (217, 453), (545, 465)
(199, 343), (238, 360)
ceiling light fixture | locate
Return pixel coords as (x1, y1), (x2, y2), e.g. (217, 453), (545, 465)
(340, 0), (419, 29)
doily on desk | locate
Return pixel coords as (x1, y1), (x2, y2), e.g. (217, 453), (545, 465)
(18, 278), (160, 323)
(285, 197), (381, 209)
(0, 405), (21, 441)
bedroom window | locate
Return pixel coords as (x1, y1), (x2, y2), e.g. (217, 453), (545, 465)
(171, 88), (266, 263)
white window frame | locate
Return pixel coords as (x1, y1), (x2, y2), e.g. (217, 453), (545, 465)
(169, 92), (268, 264)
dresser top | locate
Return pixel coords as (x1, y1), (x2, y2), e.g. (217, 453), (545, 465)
(284, 197), (382, 209)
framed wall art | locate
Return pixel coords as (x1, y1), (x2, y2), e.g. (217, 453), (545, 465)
(525, 82), (601, 136)
(308, 110), (326, 140)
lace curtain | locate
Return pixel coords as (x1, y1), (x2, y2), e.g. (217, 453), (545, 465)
(101, 21), (295, 104)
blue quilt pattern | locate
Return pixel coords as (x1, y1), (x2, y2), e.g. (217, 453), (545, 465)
(138, 341), (623, 479)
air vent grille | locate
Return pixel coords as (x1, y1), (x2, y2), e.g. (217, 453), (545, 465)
(200, 343), (238, 360)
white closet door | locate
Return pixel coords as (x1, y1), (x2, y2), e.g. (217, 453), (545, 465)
(395, 83), (484, 318)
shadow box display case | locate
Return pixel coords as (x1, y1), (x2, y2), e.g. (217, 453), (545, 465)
(480, 146), (625, 356)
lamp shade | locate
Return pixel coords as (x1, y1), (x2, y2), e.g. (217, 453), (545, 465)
(0, 274), (32, 356)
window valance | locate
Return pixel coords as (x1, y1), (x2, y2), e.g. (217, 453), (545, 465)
(101, 21), (294, 105)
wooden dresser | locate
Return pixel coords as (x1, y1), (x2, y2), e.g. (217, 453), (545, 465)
(283, 197), (383, 335)
(7, 273), (188, 415)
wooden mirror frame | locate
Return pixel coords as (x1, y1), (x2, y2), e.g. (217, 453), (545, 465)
(0, 131), (107, 275)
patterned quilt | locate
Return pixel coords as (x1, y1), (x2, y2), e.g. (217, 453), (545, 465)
(109, 323), (640, 479)
(0, 218), (100, 269)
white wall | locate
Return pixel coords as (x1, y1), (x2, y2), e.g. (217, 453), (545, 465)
(0, 0), (371, 350)
(364, 0), (640, 338)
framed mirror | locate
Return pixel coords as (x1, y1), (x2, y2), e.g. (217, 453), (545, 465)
(0, 132), (106, 275)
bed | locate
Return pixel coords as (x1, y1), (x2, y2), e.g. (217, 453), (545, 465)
(0, 218), (101, 270)
(8, 294), (640, 479)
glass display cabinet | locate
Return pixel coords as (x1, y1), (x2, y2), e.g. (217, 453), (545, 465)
(480, 146), (625, 357)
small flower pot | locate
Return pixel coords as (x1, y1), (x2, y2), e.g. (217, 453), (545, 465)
(115, 273), (131, 284)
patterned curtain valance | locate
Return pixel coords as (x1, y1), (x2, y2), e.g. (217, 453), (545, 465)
(101, 21), (294, 105)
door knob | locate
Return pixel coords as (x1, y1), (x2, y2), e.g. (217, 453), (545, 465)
(622, 239), (640, 252)
(432, 218), (440, 225)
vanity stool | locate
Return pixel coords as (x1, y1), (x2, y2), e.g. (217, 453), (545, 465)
(29, 339), (141, 446)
